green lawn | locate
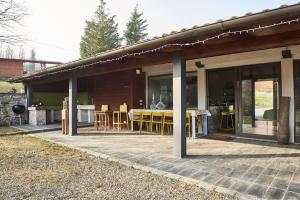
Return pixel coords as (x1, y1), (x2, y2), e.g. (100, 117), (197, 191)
(0, 81), (24, 93)
(255, 91), (273, 109)
(0, 127), (21, 134)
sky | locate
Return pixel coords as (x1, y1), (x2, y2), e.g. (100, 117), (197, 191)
(10, 0), (300, 62)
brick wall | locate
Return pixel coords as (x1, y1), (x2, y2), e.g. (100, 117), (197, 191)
(0, 60), (23, 77)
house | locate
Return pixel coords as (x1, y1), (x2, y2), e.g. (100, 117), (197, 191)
(0, 58), (62, 125)
(10, 4), (300, 157)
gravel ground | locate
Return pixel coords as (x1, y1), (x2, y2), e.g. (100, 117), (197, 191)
(0, 134), (238, 200)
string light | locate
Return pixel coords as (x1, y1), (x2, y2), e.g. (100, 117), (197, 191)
(22, 17), (300, 80)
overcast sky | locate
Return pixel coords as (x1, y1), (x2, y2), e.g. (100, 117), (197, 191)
(14, 0), (300, 62)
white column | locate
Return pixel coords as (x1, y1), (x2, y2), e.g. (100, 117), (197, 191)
(281, 58), (294, 143)
(26, 83), (32, 124)
(69, 77), (77, 136)
(197, 68), (207, 109)
(173, 52), (186, 158)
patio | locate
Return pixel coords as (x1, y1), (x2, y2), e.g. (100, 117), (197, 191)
(30, 128), (300, 200)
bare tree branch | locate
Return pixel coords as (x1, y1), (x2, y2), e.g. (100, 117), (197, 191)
(0, 0), (26, 44)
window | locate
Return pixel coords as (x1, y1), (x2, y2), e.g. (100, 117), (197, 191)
(147, 72), (197, 109)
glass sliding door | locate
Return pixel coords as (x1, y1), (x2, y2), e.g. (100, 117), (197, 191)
(295, 61), (300, 143)
(238, 63), (280, 138)
(147, 72), (198, 109)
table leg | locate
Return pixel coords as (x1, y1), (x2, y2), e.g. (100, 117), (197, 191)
(131, 115), (133, 132)
(192, 115), (196, 139)
(203, 115), (208, 136)
(87, 110), (91, 123)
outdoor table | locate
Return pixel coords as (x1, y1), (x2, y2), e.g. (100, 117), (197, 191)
(129, 109), (211, 139)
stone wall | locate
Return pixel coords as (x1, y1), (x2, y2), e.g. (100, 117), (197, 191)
(0, 93), (27, 126)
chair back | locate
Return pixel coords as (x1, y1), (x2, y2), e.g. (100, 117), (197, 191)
(133, 111), (142, 120)
(152, 112), (163, 117)
(163, 112), (173, 118)
(186, 112), (192, 118)
(101, 105), (109, 112)
(141, 111), (152, 120)
(228, 105), (234, 113)
(152, 112), (163, 122)
(120, 103), (128, 112)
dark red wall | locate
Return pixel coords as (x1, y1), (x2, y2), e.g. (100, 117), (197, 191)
(31, 69), (146, 111)
(88, 70), (145, 111)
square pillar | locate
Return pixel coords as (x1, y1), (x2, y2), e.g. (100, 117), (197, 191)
(281, 58), (294, 143)
(26, 83), (32, 124)
(69, 77), (77, 136)
(26, 83), (32, 108)
(197, 68), (207, 110)
(172, 52), (186, 158)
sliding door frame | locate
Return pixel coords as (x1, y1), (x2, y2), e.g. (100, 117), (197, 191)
(236, 62), (281, 140)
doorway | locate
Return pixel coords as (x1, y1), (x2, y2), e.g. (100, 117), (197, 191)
(237, 63), (281, 139)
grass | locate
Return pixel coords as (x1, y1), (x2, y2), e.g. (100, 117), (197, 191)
(0, 81), (24, 93)
(0, 135), (87, 186)
(0, 126), (20, 134)
(255, 91), (273, 109)
(0, 135), (237, 200)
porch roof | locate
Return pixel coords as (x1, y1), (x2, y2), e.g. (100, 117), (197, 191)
(10, 3), (300, 83)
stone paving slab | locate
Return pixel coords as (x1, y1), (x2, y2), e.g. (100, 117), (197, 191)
(29, 130), (300, 200)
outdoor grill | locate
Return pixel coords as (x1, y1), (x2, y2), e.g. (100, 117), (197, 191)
(12, 105), (26, 115)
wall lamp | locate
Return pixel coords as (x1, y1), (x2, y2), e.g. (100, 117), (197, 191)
(282, 49), (292, 59)
(195, 61), (205, 69)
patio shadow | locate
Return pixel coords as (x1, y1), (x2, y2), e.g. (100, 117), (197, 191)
(186, 152), (300, 160)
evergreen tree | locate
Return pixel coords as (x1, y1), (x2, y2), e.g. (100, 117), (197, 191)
(80, 0), (121, 58)
(124, 4), (148, 45)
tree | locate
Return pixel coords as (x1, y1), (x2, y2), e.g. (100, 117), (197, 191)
(0, 0), (26, 44)
(80, 0), (121, 58)
(124, 4), (148, 45)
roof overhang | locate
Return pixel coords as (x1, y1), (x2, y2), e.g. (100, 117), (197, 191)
(10, 3), (300, 83)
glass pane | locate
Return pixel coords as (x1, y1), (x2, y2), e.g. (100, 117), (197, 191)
(241, 80), (253, 134)
(148, 75), (173, 109)
(241, 80), (278, 136)
(148, 73), (197, 109)
(240, 63), (280, 137)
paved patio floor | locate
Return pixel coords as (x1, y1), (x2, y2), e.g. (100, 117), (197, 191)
(30, 129), (300, 200)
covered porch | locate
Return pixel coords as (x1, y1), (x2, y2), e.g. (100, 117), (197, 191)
(11, 4), (300, 158)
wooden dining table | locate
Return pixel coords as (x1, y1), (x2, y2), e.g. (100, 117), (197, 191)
(128, 109), (211, 139)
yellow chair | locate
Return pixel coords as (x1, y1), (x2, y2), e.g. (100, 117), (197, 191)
(162, 112), (173, 135)
(140, 111), (152, 133)
(220, 109), (235, 131)
(151, 112), (163, 134)
(186, 112), (192, 138)
(113, 104), (129, 131)
(132, 111), (142, 131)
(162, 112), (192, 137)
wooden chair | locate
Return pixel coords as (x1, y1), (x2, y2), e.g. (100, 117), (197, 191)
(132, 111), (142, 131)
(113, 104), (129, 131)
(61, 109), (68, 134)
(94, 105), (110, 130)
(140, 111), (152, 133)
(162, 112), (173, 135)
(151, 112), (163, 134)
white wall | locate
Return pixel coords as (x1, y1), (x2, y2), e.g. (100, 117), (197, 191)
(142, 45), (300, 142)
(281, 58), (295, 143)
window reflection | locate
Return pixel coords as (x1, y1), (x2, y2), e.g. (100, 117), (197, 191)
(147, 73), (197, 109)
